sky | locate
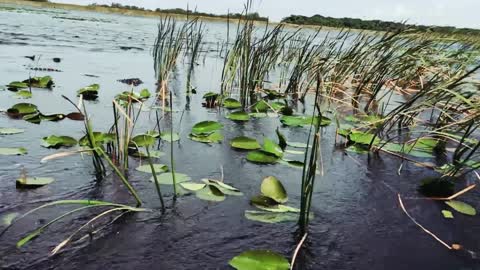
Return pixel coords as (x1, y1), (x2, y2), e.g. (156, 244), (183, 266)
(54, 0), (480, 29)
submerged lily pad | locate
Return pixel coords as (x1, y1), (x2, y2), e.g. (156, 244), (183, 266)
(246, 151), (279, 164)
(77, 84), (99, 100)
(0, 128), (24, 135)
(0, 147), (27, 155)
(261, 176), (288, 203)
(150, 172), (191, 185)
(262, 137), (283, 158)
(195, 184), (226, 202)
(160, 131), (180, 142)
(280, 115), (331, 127)
(41, 135), (77, 148)
(191, 121), (223, 135)
(230, 136), (261, 150)
(229, 250), (290, 270)
(136, 164), (169, 173)
(15, 90), (32, 99)
(226, 111), (250, 121)
(445, 200), (476, 216)
(189, 131), (223, 143)
(244, 210), (298, 224)
(16, 177), (54, 188)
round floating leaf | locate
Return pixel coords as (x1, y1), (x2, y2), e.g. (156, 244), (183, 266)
(7, 81), (29, 90)
(223, 98), (242, 109)
(131, 150), (165, 158)
(0, 147), (27, 155)
(252, 100), (269, 112)
(136, 164), (168, 173)
(195, 184), (226, 202)
(189, 131), (223, 143)
(150, 172), (191, 185)
(270, 101), (286, 111)
(77, 84), (99, 100)
(226, 111), (250, 121)
(262, 137), (283, 158)
(0, 128), (24, 135)
(7, 103), (38, 116)
(145, 130), (160, 138)
(160, 131), (180, 142)
(41, 135), (77, 148)
(201, 179), (243, 196)
(16, 177), (54, 188)
(244, 210), (298, 224)
(191, 121), (223, 135)
(229, 250), (290, 270)
(23, 76), (53, 88)
(15, 90), (32, 99)
(180, 182), (206, 191)
(230, 136), (261, 150)
(23, 113), (41, 124)
(139, 88), (150, 99)
(261, 176), (287, 203)
(246, 151), (279, 164)
(131, 134), (155, 147)
(445, 200), (476, 216)
(250, 195), (279, 207)
(280, 115), (331, 127)
(348, 131), (380, 145)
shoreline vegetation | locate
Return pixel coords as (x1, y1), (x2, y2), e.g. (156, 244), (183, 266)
(1, 0), (479, 38)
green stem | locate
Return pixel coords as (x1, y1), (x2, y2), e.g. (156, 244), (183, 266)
(146, 146), (165, 211)
(170, 92), (177, 198)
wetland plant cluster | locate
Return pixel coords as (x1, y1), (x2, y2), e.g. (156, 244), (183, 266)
(1, 4), (480, 269)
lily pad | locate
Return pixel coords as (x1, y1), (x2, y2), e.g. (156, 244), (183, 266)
(0, 128), (24, 135)
(180, 182), (206, 191)
(23, 76), (53, 88)
(131, 134), (155, 147)
(7, 103), (38, 116)
(160, 131), (180, 142)
(136, 164), (169, 173)
(223, 98), (242, 109)
(139, 88), (150, 99)
(244, 210), (298, 224)
(77, 84), (99, 100)
(23, 113), (41, 124)
(280, 115), (331, 127)
(150, 172), (191, 185)
(261, 176), (288, 203)
(445, 200), (476, 216)
(254, 204), (300, 213)
(201, 179), (243, 196)
(41, 135), (77, 148)
(246, 151), (279, 164)
(270, 101), (286, 111)
(230, 136), (261, 150)
(0, 147), (27, 155)
(79, 132), (115, 146)
(15, 90), (32, 99)
(252, 100), (269, 112)
(226, 111), (250, 121)
(195, 184), (226, 202)
(189, 131), (223, 143)
(229, 250), (290, 270)
(7, 81), (29, 91)
(16, 177), (54, 188)
(262, 137), (283, 158)
(191, 121), (223, 135)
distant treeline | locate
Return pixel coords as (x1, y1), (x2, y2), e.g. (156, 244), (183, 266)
(88, 3), (269, 21)
(282, 14), (480, 35)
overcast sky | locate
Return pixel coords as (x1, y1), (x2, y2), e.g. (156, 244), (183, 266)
(54, 0), (480, 29)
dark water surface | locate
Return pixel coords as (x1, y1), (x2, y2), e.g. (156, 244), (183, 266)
(0, 4), (480, 270)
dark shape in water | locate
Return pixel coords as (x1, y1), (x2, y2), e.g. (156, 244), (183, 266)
(52, 57), (61, 63)
(28, 67), (62, 72)
(84, 74), (99, 78)
(24, 55), (35, 61)
(119, 46), (144, 51)
(418, 177), (455, 198)
(117, 78), (143, 86)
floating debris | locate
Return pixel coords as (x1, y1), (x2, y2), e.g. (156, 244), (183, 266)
(117, 78), (143, 86)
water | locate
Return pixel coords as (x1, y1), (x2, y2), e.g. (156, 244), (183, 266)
(0, 4), (480, 270)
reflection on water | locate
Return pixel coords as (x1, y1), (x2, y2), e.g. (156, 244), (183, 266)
(0, 4), (479, 270)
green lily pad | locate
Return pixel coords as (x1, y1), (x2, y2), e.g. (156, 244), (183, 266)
(0, 128), (24, 135)
(15, 90), (32, 99)
(139, 88), (150, 99)
(445, 200), (476, 216)
(23, 76), (53, 88)
(262, 137), (283, 158)
(230, 136), (261, 150)
(7, 103), (38, 116)
(189, 131), (223, 143)
(145, 130), (160, 138)
(201, 179), (243, 196)
(180, 182), (206, 191)
(229, 250), (290, 270)
(131, 134), (156, 147)
(150, 172), (191, 185)
(79, 132), (115, 146)
(131, 150), (165, 158)
(244, 210), (298, 224)
(346, 145), (369, 154)
(223, 98), (242, 109)
(250, 195), (279, 207)
(7, 81), (29, 91)
(191, 121), (223, 135)
(136, 164), (169, 173)
(226, 111), (250, 121)
(41, 135), (77, 148)
(252, 100), (269, 112)
(195, 184), (226, 202)
(348, 131), (380, 145)
(246, 151), (279, 164)
(16, 177), (54, 188)
(270, 101), (286, 111)
(261, 176), (287, 203)
(160, 131), (180, 142)
(442, 210), (454, 219)
(280, 115), (331, 127)
(0, 147), (27, 155)
(77, 84), (99, 100)
(23, 113), (42, 124)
